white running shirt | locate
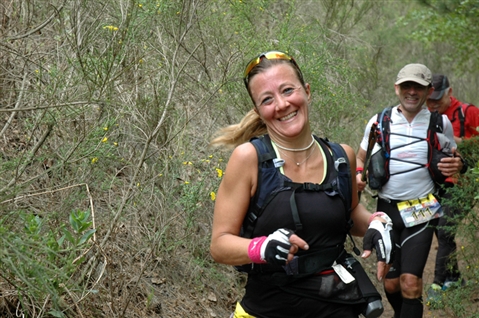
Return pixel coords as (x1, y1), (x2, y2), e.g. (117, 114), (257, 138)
(360, 106), (456, 201)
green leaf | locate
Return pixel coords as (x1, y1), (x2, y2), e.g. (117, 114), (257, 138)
(61, 227), (76, 245)
(48, 310), (65, 318)
(78, 229), (96, 245)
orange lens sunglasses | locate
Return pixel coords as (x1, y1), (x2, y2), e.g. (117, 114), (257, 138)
(243, 51), (301, 87)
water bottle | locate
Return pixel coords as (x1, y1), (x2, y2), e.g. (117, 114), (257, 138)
(343, 256), (384, 318)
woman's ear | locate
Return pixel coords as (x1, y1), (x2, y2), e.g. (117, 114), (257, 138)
(305, 83), (311, 101)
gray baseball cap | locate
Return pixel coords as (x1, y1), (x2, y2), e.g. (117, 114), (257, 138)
(430, 74), (450, 100)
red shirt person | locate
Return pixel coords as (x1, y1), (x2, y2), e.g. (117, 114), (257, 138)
(425, 74), (478, 304)
(427, 74), (479, 143)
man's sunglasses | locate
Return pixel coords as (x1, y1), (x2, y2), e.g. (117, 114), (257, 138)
(243, 51), (302, 87)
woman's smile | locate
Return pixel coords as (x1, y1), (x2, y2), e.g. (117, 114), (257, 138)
(279, 111), (297, 121)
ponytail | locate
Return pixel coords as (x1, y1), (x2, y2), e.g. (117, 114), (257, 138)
(209, 109), (267, 149)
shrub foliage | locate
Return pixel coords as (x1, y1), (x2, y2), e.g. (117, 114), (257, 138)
(0, 0), (478, 317)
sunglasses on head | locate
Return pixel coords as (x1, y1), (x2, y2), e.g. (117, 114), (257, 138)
(243, 51), (302, 87)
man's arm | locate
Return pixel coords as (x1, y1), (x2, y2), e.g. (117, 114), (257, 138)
(465, 105), (479, 138)
(356, 147), (367, 192)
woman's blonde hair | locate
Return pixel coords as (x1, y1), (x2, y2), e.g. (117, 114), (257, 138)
(209, 109), (267, 149)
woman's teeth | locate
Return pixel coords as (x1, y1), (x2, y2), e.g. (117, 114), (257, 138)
(280, 111), (297, 121)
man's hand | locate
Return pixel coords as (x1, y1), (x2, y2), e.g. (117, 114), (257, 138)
(438, 147), (464, 176)
(356, 173), (367, 192)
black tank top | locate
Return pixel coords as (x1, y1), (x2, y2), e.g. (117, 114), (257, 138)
(250, 140), (348, 254)
(242, 140), (352, 317)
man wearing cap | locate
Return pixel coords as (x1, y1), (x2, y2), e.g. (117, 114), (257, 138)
(425, 74), (479, 302)
(356, 64), (464, 318)
(427, 74), (479, 143)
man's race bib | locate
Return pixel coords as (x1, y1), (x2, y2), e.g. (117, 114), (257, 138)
(397, 193), (443, 228)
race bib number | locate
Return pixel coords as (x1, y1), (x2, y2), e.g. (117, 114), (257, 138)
(397, 193), (443, 228)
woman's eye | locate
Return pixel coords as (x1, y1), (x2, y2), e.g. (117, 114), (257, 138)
(283, 87), (295, 95)
(261, 97), (274, 106)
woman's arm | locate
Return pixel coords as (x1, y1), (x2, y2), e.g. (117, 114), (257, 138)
(343, 143), (394, 280)
(341, 143), (371, 237)
(210, 142), (258, 265)
(210, 141), (309, 266)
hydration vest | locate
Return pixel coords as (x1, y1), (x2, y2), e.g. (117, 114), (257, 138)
(451, 103), (476, 138)
(236, 136), (384, 315)
(368, 107), (450, 190)
(236, 134), (358, 274)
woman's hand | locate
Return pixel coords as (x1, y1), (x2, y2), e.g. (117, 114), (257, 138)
(288, 233), (309, 263)
(362, 212), (395, 281)
(248, 229), (309, 265)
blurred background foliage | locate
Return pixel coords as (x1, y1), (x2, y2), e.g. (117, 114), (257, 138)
(0, 0), (477, 317)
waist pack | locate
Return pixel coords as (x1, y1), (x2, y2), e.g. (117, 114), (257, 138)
(268, 251), (383, 318)
(368, 107), (451, 190)
(340, 254), (384, 318)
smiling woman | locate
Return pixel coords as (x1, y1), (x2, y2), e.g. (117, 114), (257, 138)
(209, 51), (395, 318)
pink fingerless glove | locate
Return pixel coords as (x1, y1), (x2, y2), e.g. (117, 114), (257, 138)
(248, 236), (267, 264)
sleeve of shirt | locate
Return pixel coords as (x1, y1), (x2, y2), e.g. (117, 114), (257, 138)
(465, 105), (479, 135)
(359, 116), (378, 151)
(442, 114), (458, 149)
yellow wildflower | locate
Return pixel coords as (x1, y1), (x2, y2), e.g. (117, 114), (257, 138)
(103, 127), (108, 131)
(103, 25), (119, 31)
(184, 181), (190, 184)
(91, 157), (98, 164)
(210, 192), (216, 201)
(216, 168), (223, 178)
(102, 137), (108, 143)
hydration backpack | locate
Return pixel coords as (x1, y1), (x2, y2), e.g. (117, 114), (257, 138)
(368, 107), (451, 190)
(241, 134), (353, 239)
(451, 103), (476, 138)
